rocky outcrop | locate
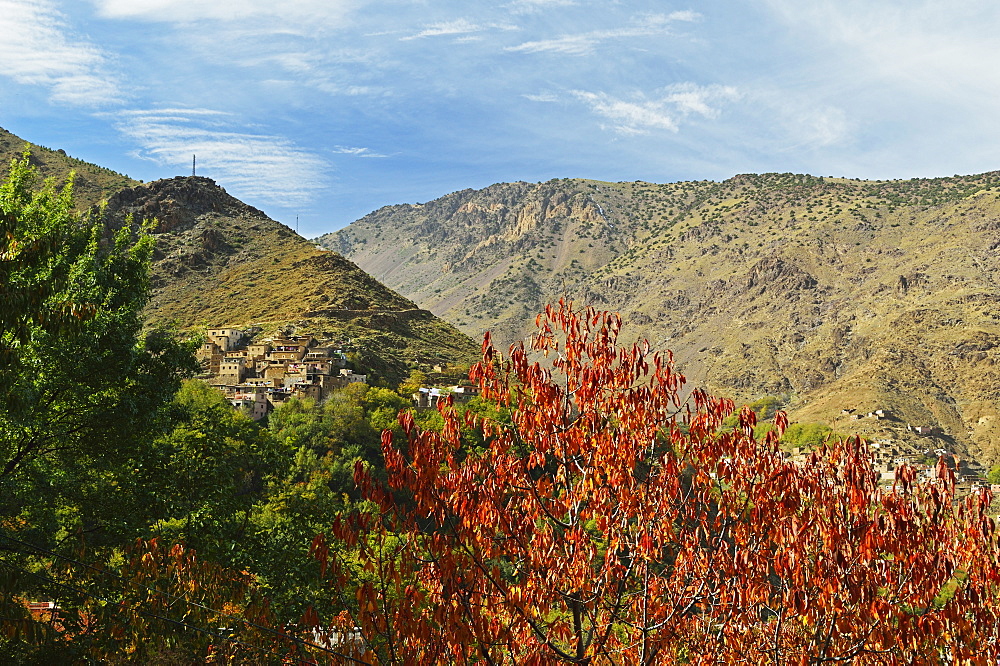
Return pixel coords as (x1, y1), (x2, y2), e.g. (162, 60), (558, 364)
(104, 176), (267, 233)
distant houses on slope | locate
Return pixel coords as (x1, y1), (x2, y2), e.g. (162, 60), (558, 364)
(197, 327), (367, 421)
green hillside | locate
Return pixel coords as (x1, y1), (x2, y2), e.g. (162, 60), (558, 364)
(0, 127), (138, 207)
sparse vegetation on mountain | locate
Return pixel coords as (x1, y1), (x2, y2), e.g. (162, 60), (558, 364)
(321, 172), (1000, 467)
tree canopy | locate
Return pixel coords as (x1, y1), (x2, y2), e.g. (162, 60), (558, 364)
(313, 301), (1000, 664)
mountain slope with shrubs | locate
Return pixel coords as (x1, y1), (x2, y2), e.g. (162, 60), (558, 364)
(322, 172), (1000, 464)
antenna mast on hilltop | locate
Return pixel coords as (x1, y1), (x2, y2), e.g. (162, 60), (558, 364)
(192, 155), (196, 176)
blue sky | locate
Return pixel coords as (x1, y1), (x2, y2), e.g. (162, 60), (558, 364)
(2, 1), (1000, 237)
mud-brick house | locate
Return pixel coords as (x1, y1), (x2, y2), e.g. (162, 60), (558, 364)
(290, 381), (322, 401)
(230, 388), (271, 421)
(243, 377), (276, 388)
(285, 334), (316, 348)
(263, 363), (288, 381)
(305, 347), (333, 361)
(305, 361), (334, 379)
(196, 341), (220, 360)
(319, 374), (346, 393)
(208, 328), (243, 352)
(268, 343), (307, 362)
(339, 369), (367, 384)
(415, 387), (444, 409)
(219, 356), (247, 385)
(282, 364), (309, 390)
(247, 342), (271, 361)
(451, 385), (480, 403)
(196, 341), (223, 375)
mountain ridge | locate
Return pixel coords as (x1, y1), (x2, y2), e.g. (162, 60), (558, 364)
(320, 172), (1000, 465)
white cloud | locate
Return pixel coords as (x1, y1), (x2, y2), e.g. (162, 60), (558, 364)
(401, 18), (517, 41)
(662, 82), (734, 119)
(665, 10), (700, 22)
(749, 92), (850, 149)
(573, 91), (678, 134)
(573, 84), (738, 135)
(91, 0), (356, 26)
(523, 92), (559, 102)
(115, 109), (329, 207)
(759, 0), (1000, 106)
(803, 107), (849, 148)
(508, 34), (596, 56)
(331, 146), (387, 158)
(506, 0), (577, 15)
(506, 12), (700, 55)
(0, 0), (121, 106)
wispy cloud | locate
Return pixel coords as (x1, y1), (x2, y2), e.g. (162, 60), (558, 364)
(748, 91), (850, 150)
(506, 0), (578, 15)
(759, 0), (1000, 104)
(572, 83), (738, 135)
(572, 91), (679, 134)
(0, 0), (121, 106)
(401, 18), (517, 41)
(506, 11), (699, 55)
(115, 108), (329, 207)
(91, 0), (357, 26)
(523, 92), (559, 102)
(332, 146), (388, 158)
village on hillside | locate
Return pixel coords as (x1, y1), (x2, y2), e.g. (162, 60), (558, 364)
(786, 407), (994, 498)
(196, 327), (369, 421)
(197, 329), (994, 498)
(197, 326), (481, 422)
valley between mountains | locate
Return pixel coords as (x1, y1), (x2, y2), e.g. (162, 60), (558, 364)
(6, 124), (1000, 470)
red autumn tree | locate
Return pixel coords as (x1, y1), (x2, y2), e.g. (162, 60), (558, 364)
(312, 301), (1000, 664)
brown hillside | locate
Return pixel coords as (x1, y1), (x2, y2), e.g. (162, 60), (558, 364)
(321, 173), (1000, 465)
(0, 127), (138, 207)
(102, 176), (478, 382)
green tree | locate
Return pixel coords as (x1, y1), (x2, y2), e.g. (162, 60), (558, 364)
(0, 153), (233, 661)
(243, 385), (410, 617)
(781, 421), (835, 450)
(138, 380), (290, 559)
(0, 153), (195, 546)
(398, 369), (427, 397)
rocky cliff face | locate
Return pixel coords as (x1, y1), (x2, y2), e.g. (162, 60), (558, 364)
(321, 172), (1000, 465)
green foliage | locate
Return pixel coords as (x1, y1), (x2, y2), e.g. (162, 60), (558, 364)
(237, 385), (411, 616)
(781, 422), (836, 451)
(139, 380), (290, 557)
(748, 395), (784, 420)
(0, 152), (84, 370)
(987, 465), (1000, 485)
(398, 369), (427, 397)
(0, 153), (197, 546)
